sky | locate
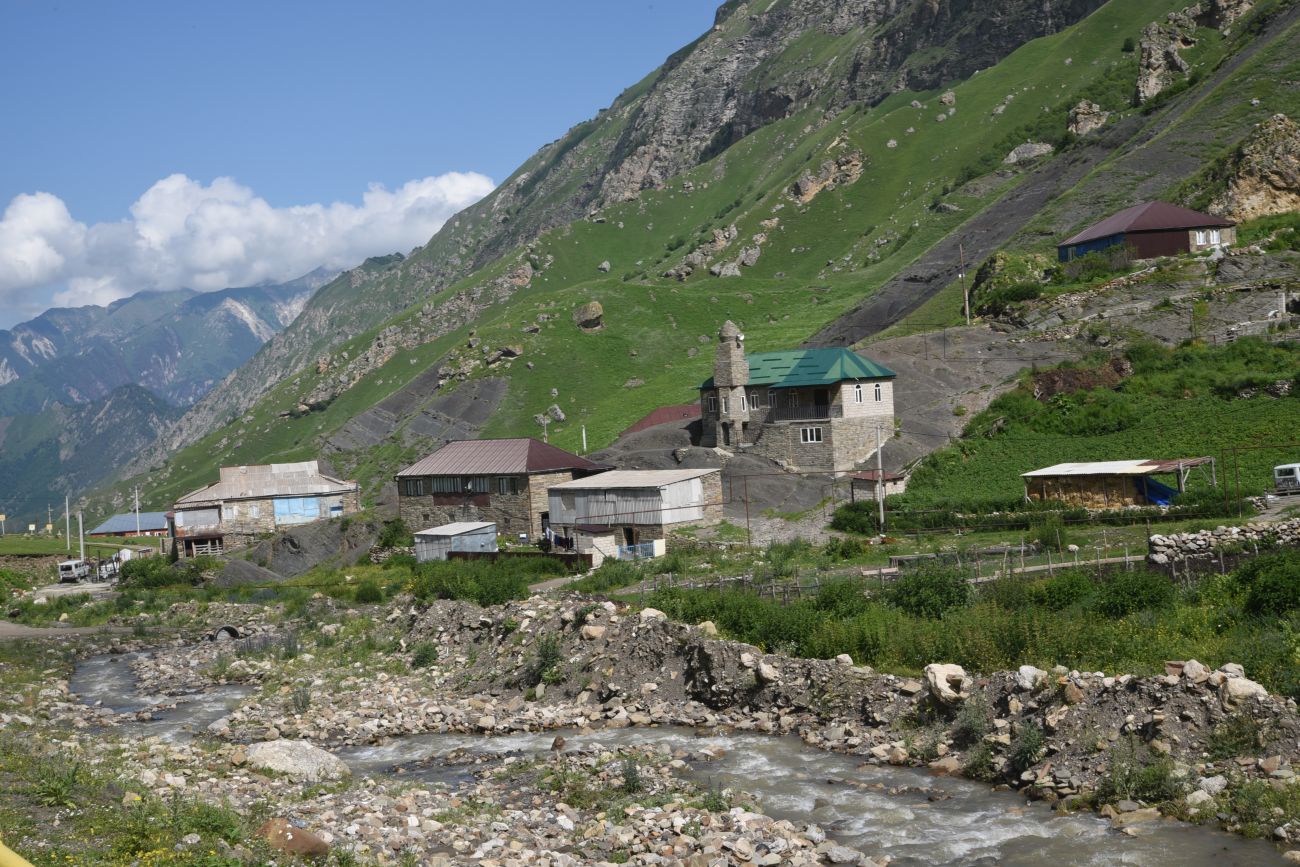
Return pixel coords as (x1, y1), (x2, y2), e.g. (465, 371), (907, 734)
(0, 0), (715, 328)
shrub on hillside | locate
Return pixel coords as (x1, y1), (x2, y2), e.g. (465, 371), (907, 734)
(1039, 569), (1096, 610)
(1235, 554), (1300, 616)
(376, 518), (411, 549)
(887, 565), (969, 618)
(1091, 570), (1175, 618)
(120, 556), (202, 589)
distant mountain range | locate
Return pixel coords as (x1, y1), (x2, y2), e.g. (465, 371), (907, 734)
(0, 269), (335, 524)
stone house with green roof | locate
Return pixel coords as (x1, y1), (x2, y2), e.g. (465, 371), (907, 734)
(698, 321), (896, 472)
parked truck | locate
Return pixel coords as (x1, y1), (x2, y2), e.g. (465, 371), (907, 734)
(1275, 463), (1300, 495)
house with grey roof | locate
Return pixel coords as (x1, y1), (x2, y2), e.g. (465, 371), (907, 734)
(547, 468), (723, 552)
(698, 321), (896, 472)
(87, 512), (170, 539)
(172, 461), (359, 556)
(395, 438), (607, 539)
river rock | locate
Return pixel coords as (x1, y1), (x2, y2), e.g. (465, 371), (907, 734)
(697, 620), (719, 637)
(924, 663), (971, 705)
(639, 608), (667, 621)
(1220, 676), (1268, 711)
(1015, 665), (1048, 692)
(581, 625), (607, 641)
(257, 818), (330, 859)
(245, 740), (350, 783)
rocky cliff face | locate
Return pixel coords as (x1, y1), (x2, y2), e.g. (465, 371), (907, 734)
(1211, 113), (1300, 221)
(165, 0), (1111, 454)
(1137, 0), (1256, 103)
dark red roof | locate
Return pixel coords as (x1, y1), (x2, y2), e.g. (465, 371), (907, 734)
(397, 438), (606, 478)
(1061, 201), (1234, 247)
(621, 404), (702, 437)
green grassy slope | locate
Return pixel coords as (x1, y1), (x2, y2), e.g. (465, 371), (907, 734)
(89, 0), (1298, 521)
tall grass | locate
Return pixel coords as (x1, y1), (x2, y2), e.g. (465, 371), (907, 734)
(644, 562), (1300, 698)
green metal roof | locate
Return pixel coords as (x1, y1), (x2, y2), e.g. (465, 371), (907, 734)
(700, 348), (896, 389)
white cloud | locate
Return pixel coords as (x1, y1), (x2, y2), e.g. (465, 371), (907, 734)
(0, 171), (495, 314)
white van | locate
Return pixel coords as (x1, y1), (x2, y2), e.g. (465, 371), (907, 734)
(57, 560), (90, 583)
(1276, 463), (1300, 494)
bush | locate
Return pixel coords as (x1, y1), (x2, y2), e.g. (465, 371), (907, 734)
(1091, 570), (1174, 618)
(568, 560), (643, 594)
(525, 633), (563, 686)
(1097, 737), (1182, 804)
(353, 580), (384, 603)
(410, 641), (438, 669)
(410, 557), (566, 607)
(120, 556), (199, 589)
(814, 578), (871, 619)
(1039, 570), (1096, 610)
(888, 565), (969, 618)
(1009, 724), (1045, 773)
(1235, 553), (1300, 616)
(376, 518), (412, 549)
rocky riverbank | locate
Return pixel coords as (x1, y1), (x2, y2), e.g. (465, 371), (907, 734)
(10, 592), (1300, 864)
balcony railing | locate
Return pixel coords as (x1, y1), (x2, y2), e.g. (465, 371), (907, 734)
(767, 404), (842, 422)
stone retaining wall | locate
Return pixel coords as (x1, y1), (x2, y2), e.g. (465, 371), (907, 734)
(1148, 517), (1300, 564)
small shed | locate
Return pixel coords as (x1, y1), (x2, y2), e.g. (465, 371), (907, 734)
(1022, 458), (1215, 508)
(850, 470), (907, 501)
(413, 521), (498, 563)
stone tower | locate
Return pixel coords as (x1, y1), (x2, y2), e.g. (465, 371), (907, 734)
(713, 320), (749, 446)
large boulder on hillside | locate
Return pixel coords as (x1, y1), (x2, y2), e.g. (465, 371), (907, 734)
(1003, 142), (1054, 165)
(246, 740), (350, 782)
(573, 301), (604, 331)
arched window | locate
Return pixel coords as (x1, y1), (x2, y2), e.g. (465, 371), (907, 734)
(854, 384), (863, 404)
(874, 383), (883, 402)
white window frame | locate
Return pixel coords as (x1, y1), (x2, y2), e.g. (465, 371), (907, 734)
(767, 390), (777, 408)
(874, 383), (883, 402)
(747, 393), (760, 410)
(854, 384), (863, 404)
(800, 426), (823, 444)
(1209, 229), (1221, 245)
(706, 394), (718, 413)
(1194, 230), (1207, 245)
(720, 396), (729, 414)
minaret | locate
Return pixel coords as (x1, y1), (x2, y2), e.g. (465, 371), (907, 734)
(714, 320), (749, 444)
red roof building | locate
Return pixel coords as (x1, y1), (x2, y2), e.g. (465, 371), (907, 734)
(1058, 201), (1235, 262)
(394, 438), (607, 540)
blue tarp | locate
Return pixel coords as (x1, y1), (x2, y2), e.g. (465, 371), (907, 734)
(274, 497), (321, 525)
(1137, 477), (1179, 506)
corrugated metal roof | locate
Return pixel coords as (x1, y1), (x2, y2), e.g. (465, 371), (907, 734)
(88, 512), (169, 535)
(550, 469), (718, 490)
(414, 521), (497, 537)
(397, 438), (605, 478)
(176, 461), (356, 505)
(1061, 201), (1234, 247)
(1022, 459), (1209, 478)
(700, 348), (895, 389)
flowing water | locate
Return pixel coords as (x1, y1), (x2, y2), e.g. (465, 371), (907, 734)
(73, 656), (1288, 865)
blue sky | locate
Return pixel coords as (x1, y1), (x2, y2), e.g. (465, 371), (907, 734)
(0, 0), (715, 326)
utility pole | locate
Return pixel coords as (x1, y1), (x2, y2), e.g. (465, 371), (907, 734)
(77, 511), (84, 562)
(875, 423), (886, 534)
(46, 504), (52, 535)
(960, 242), (970, 326)
(134, 485), (141, 536)
(65, 495), (70, 550)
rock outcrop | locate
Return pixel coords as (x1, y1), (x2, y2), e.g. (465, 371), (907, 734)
(1137, 1), (1256, 103)
(1003, 142), (1054, 164)
(1211, 113), (1300, 222)
(1068, 99), (1109, 136)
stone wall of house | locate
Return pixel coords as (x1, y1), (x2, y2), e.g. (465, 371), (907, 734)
(700, 471), (724, 522)
(749, 421), (836, 471)
(839, 379), (895, 422)
(398, 472), (575, 539)
(1148, 518), (1300, 564)
(828, 415), (890, 472)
